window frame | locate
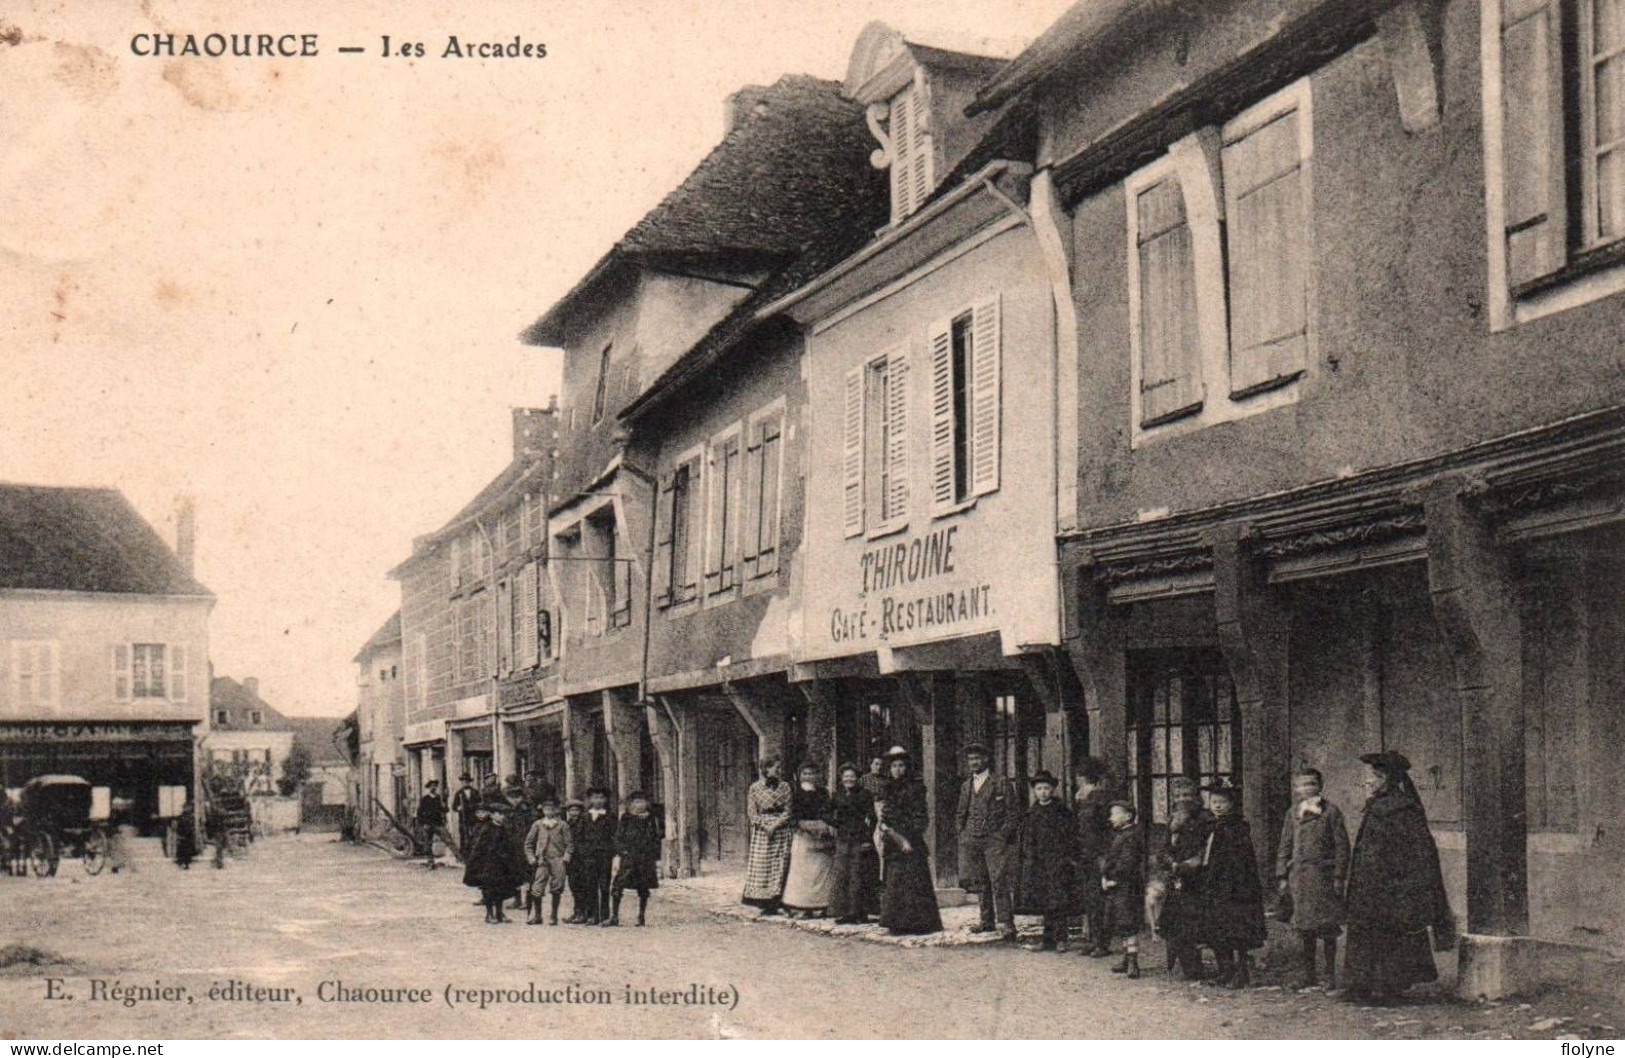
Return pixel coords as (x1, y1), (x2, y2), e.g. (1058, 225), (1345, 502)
(1125, 79), (1313, 448)
(744, 398), (788, 584)
(704, 423), (745, 598)
(10, 640), (60, 713)
(592, 343), (613, 425)
(863, 349), (911, 538)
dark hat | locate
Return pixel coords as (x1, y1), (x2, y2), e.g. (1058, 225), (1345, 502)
(1029, 770), (1060, 787)
(585, 785), (610, 799)
(539, 796), (559, 809)
(564, 797), (585, 809)
(1202, 778), (1239, 798)
(1359, 750), (1413, 773)
(425, 779), (440, 787)
(626, 789), (650, 802)
(962, 742), (991, 758)
(458, 774), (472, 782)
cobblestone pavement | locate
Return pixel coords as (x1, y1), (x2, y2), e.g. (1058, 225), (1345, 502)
(2, 835), (1619, 1040)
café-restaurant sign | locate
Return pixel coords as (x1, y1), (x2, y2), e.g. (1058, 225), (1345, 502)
(823, 524), (998, 650)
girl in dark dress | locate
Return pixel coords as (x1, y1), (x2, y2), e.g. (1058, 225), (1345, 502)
(876, 747), (942, 936)
(827, 763), (879, 924)
(1018, 770), (1079, 953)
(609, 791), (663, 927)
(1199, 782), (1267, 988)
(1343, 751), (1454, 1003)
(463, 805), (524, 923)
(1155, 777), (1213, 978)
(173, 802), (199, 869)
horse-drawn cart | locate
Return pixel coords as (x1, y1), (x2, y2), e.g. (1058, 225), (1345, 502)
(7, 775), (108, 876)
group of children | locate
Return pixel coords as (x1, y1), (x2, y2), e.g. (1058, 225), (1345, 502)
(1016, 764), (1349, 992)
(460, 786), (664, 928)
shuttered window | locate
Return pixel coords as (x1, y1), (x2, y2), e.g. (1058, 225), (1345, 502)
(113, 643), (131, 702)
(169, 644), (187, 702)
(862, 349), (910, 534)
(1582, 0), (1625, 246)
(928, 298), (1002, 515)
(1133, 175), (1206, 427)
(742, 410), (784, 579)
(517, 561), (539, 669)
(11, 641), (59, 711)
(1502, 0), (1569, 285)
(1223, 101), (1311, 397)
(496, 579), (513, 673)
(592, 343), (613, 425)
(841, 367), (865, 538)
(889, 80), (932, 225)
(705, 432), (742, 595)
(131, 643), (166, 699)
(457, 598), (480, 681)
(654, 473), (676, 608)
(657, 458), (702, 606)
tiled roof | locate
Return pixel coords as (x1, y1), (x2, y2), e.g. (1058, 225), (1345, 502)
(287, 715), (350, 766)
(0, 484), (211, 596)
(522, 74), (880, 346)
(352, 610), (401, 663)
(209, 677), (293, 731)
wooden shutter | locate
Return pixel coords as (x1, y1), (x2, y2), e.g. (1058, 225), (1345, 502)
(1136, 177), (1206, 426)
(653, 475), (675, 607)
(517, 562), (537, 668)
(890, 85), (916, 224)
(1224, 109), (1309, 396)
(908, 86), (931, 213)
(927, 319), (957, 513)
(1502, 0), (1568, 286)
(969, 297), (1002, 497)
(741, 428), (764, 579)
(757, 416), (782, 575)
(682, 456), (703, 598)
(497, 580), (513, 673)
(841, 367), (865, 537)
(449, 537), (462, 587)
(40, 643), (58, 709)
(883, 350), (909, 526)
(705, 439), (739, 593)
(113, 644), (130, 702)
(169, 644), (187, 702)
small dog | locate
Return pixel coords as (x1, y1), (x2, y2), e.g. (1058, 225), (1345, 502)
(1144, 872), (1169, 937)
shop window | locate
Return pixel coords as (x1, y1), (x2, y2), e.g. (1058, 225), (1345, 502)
(989, 690), (1046, 782)
(1126, 650), (1242, 824)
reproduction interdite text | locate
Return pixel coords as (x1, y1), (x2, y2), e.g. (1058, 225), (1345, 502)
(42, 978), (738, 1012)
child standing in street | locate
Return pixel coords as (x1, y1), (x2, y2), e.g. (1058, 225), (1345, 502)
(1276, 768), (1350, 990)
(1200, 781), (1267, 987)
(463, 804), (522, 924)
(576, 788), (617, 925)
(524, 798), (573, 925)
(1017, 770), (1078, 953)
(609, 790), (663, 927)
(563, 799), (590, 922)
(1101, 800), (1146, 978)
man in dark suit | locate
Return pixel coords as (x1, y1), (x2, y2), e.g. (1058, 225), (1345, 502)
(955, 742), (1023, 940)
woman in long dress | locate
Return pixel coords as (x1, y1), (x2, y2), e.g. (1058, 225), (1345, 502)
(1344, 750), (1453, 1003)
(827, 762), (879, 924)
(781, 763), (835, 917)
(741, 756), (795, 915)
(877, 747), (942, 936)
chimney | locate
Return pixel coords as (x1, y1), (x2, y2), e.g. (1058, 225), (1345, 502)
(244, 677), (259, 700)
(723, 85), (770, 133)
(175, 495), (196, 579)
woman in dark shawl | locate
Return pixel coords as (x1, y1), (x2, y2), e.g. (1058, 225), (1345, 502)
(1154, 777), (1213, 978)
(463, 804), (525, 923)
(876, 747), (942, 936)
(827, 762), (879, 924)
(1343, 750), (1454, 1003)
(1198, 781), (1267, 988)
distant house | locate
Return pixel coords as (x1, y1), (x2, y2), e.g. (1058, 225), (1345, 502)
(286, 714), (351, 830)
(207, 675), (294, 795)
(0, 485), (212, 834)
(352, 611), (404, 827)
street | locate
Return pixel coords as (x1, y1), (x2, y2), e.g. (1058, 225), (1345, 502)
(1, 835), (1618, 1040)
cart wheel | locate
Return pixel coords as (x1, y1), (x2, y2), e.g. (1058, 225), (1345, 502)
(82, 830), (107, 875)
(389, 831), (414, 858)
(29, 834), (58, 877)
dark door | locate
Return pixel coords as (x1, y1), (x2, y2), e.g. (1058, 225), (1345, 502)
(696, 710), (752, 862)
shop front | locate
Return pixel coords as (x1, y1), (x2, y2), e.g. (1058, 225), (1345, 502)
(0, 720), (198, 834)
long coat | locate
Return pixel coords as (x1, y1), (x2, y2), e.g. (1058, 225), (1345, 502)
(1199, 813), (1267, 950)
(612, 812), (663, 891)
(1156, 806), (1213, 943)
(1344, 785), (1452, 994)
(878, 776), (942, 935)
(1101, 824), (1146, 938)
(463, 817), (525, 894)
(1276, 798), (1350, 935)
(1075, 788), (1114, 915)
(827, 785), (878, 920)
(1017, 798), (1080, 916)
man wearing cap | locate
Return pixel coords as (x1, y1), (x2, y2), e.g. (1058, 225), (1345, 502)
(451, 773), (481, 862)
(414, 780), (458, 868)
(954, 742), (1022, 939)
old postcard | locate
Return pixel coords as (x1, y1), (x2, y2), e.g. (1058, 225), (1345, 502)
(3, 0), (1624, 1044)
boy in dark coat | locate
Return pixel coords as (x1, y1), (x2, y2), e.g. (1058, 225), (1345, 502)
(575, 787), (617, 925)
(608, 790), (663, 926)
(563, 799), (592, 923)
(1343, 751), (1454, 1003)
(1073, 758), (1114, 956)
(1200, 781), (1267, 988)
(1101, 800), (1146, 978)
(1276, 767), (1351, 990)
(463, 804), (523, 923)
(1018, 770), (1078, 953)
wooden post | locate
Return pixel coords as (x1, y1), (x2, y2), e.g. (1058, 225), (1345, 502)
(1210, 521), (1292, 874)
(896, 673), (958, 887)
(563, 696), (596, 798)
(1425, 480), (1527, 936)
(602, 688), (643, 802)
(724, 683), (785, 766)
(645, 701), (691, 877)
(1068, 555), (1129, 791)
(795, 682), (838, 788)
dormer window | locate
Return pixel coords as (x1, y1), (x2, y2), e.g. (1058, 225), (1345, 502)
(887, 79), (932, 224)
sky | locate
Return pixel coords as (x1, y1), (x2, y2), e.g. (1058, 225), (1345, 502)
(1, 0), (1075, 717)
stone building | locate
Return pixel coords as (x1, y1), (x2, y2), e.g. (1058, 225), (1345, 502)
(351, 612), (404, 827)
